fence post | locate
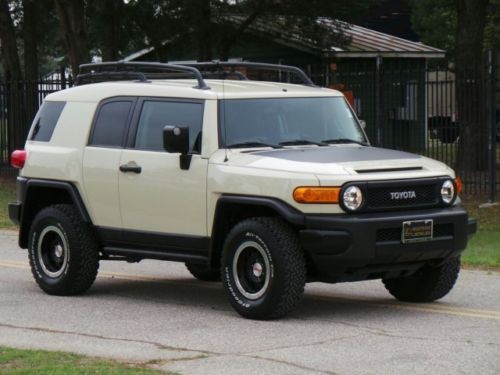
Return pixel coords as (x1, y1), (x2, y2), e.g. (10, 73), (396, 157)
(487, 50), (497, 202)
(60, 65), (66, 89)
(375, 55), (383, 146)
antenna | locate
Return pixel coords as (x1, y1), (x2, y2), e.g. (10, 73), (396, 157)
(222, 73), (229, 163)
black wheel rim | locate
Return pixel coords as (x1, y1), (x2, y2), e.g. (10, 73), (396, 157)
(232, 240), (270, 300)
(37, 225), (69, 278)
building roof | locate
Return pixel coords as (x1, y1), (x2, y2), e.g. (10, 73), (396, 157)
(123, 16), (445, 62)
(230, 15), (445, 59)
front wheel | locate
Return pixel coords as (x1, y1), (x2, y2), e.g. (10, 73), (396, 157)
(28, 204), (100, 296)
(382, 257), (460, 302)
(221, 217), (306, 320)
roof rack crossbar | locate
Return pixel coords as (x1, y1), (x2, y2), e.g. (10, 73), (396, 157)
(77, 60), (315, 88)
(185, 61), (316, 87)
(78, 61), (210, 89)
(76, 71), (149, 85)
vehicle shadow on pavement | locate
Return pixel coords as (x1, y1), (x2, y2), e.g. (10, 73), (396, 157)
(87, 276), (423, 321)
(89, 277), (231, 312)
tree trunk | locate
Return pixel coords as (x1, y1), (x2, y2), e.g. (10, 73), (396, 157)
(0, 0), (22, 82)
(0, 0), (25, 155)
(23, 0), (38, 80)
(186, 0), (213, 61)
(101, 0), (121, 61)
(54, 0), (89, 77)
(455, 0), (490, 173)
(23, 0), (39, 128)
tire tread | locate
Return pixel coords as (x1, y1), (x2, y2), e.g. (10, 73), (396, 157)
(382, 257), (460, 302)
(29, 204), (100, 295)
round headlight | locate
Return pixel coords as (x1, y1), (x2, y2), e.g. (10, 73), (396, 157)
(441, 179), (455, 204)
(343, 185), (363, 211)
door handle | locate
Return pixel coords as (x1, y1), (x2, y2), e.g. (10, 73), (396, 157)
(119, 162), (142, 174)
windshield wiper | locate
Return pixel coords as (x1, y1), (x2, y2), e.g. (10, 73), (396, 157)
(279, 139), (328, 147)
(226, 141), (283, 149)
(321, 138), (369, 146)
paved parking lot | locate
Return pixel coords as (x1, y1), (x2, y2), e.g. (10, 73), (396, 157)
(0, 229), (499, 374)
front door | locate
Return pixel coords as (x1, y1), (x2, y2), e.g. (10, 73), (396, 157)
(118, 98), (208, 240)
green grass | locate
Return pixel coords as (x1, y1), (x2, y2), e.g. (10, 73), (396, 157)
(0, 175), (498, 267)
(0, 346), (173, 374)
(461, 202), (500, 268)
(0, 177), (16, 229)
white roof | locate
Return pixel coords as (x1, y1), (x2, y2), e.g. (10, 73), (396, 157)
(46, 79), (342, 102)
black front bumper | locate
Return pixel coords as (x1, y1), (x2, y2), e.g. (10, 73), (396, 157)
(299, 206), (476, 282)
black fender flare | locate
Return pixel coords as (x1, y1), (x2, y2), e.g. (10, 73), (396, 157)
(208, 194), (305, 267)
(18, 178), (92, 248)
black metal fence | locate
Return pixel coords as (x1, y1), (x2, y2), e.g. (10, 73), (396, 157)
(0, 57), (498, 201)
(0, 78), (73, 174)
(315, 53), (499, 201)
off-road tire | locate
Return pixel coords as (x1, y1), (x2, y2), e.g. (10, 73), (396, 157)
(185, 263), (220, 281)
(221, 217), (306, 320)
(382, 257), (460, 302)
(28, 204), (100, 295)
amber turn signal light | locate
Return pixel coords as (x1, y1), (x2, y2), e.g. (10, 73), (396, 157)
(454, 176), (463, 194)
(293, 187), (341, 203)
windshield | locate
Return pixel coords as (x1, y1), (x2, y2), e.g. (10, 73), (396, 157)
(220, 97), (367, 148)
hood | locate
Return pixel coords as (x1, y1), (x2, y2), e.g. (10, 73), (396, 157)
(217, 145), (450, 177)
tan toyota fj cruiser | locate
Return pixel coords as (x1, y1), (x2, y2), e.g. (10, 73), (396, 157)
(9, 62), (476, 319)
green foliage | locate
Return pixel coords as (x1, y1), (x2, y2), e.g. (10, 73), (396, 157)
(0, 346), (172, 374)
(410, 0), (456, 53)
(1, 0), (384, 77)
(484, 0), (500, 50)
(410, 0), (499, 55)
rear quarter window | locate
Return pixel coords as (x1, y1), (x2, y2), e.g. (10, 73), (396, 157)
(89, 99), (134, 148)
(30, 101), (66, 142)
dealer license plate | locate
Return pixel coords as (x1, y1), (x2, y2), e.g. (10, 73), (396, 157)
(402, 220), (433, 243)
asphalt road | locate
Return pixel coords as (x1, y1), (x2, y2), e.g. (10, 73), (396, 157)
(0, 229), (499, 375)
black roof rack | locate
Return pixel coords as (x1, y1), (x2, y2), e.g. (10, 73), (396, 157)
(186, 61), (316, 87)
(77, 61), (210, 89)
(76, 60), (316, 88)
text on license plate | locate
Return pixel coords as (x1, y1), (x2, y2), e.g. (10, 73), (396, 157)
(402, 219), (433, 243)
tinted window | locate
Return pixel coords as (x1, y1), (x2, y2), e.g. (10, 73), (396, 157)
(90, 101), (132, 147)
(221, 97), (366, 147)
(30, 101), (66, 141)
(135, 101), (203, 152)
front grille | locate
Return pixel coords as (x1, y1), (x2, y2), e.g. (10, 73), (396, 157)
(362, 178), (443, 211)
(376, 223), (454, 242)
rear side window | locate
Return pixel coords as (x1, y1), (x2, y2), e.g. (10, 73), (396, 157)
(90, 100), (133, 147)
(30, 101), (66, 141)
(134, 100), (203, 152)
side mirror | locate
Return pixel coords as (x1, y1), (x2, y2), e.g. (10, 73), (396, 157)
(359, 119), (366, 129)
(163, 126), (192, 170)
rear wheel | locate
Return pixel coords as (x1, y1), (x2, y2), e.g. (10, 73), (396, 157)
(382, 257), (460, 302)
(185, 263), (220, 281)
(28, 204), (100, 295)
(221, 217), (306, 320)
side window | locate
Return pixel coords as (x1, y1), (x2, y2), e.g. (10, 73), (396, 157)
(134, 101), (203, 152)
(90, 100), (133, 147)
(30, 101), (66, 142)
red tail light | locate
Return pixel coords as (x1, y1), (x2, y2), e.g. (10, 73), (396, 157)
(10, 150), (27, 169)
